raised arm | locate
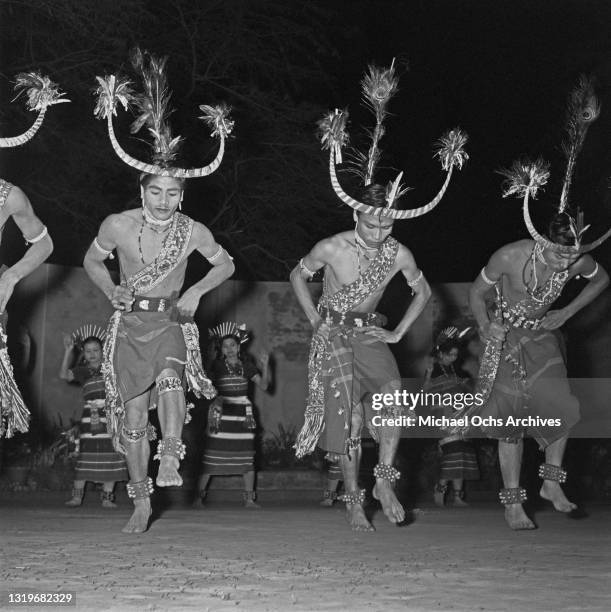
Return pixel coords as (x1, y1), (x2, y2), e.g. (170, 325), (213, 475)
(542, 255), (610, 330)
(251, 350), (271, 391)
(177, 222), (235, 317)
(469, 246), (511, 342)
(0, 186), (53, 312)
(59, 334), (76, 382)
(289, 238), (334, 332)
(83, 214), (133, 311)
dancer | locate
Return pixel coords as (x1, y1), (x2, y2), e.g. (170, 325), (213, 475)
(1, 73), (60, 437)
(84, 49), (234, 533)
(195, 322), (270, 508)
(468, 76), (610, 529)
(60, 326), (128, 507)
(291, 61), (468, 531)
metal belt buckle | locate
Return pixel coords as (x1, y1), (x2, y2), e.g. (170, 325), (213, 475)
(138, 299), (149, 311)
(157, 299), (166, 312)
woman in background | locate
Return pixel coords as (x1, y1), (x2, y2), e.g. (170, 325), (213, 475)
(59, 326), (128, 507)
(195, 322), (270, 508)
(424, 327), (480, 507)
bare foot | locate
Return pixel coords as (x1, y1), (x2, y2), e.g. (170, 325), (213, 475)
(453, 495), (469, 508)
(320, 497), (334, 507)
(122, 498), (151, 534)
(504, 503), (536, 530)
(373, 480), (405, 524)
(345, 504), (375, 532)
(101, 499), (118, 509)
(540, 481), (577, 513)
(156, 456), (182, 487)
(244, 499), (261, 509)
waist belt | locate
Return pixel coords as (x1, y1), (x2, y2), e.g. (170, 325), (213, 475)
(502, 310), (543, 330)
(319, 307), (387, 328)
(132, 296), (176, 313)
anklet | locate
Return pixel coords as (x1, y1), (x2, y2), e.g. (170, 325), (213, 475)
(538, 463), (567, 483)
(126, 477), (154, 499)
(153, 437), (186, 461)
(373, 463), (401, 482)
(339, 489), (366, 506)
(498, 487), (527, 505)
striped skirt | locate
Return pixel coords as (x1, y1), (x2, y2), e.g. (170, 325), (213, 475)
(439, 439), (480, 481)
(75, 436), (129, 482)
(202, 396), (255, 475)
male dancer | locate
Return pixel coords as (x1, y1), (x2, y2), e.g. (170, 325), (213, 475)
(469, 77), (609, 529)
(85, 50), (234, 533)
(292, 63), (468, 531)
(1, 73), (60, 437)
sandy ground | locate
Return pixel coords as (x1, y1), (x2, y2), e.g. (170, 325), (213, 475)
(1, 493), (611, 612)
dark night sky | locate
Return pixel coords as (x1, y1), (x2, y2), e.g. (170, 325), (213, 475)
(1, 0), (610, 281)
(330, 0), (611, 281)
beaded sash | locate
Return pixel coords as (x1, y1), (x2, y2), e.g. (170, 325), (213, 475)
(294, 237), (399, 458)
(126, 212), (193, 294)
(319, 237), (399, 313)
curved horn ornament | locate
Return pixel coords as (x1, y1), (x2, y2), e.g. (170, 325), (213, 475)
(0, 72), (69, 148)
(93, 66), (234, 178)
(500, 159), (611, 254)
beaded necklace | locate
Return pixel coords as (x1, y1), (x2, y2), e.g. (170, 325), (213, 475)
(224, 357), (244, 377)
(138, 213), (172, 264)
(354, 229), (380, 278)
(522, 243), (567, 305)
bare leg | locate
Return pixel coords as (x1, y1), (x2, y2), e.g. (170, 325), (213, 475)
(243, 470), (261, 508)
(539, 436), (577, 512)
(320, 477), (341, 507)
(372, 422), (405, 524)
(197, 474), (212, 492)
(156, 368), (186, 487)
(65, 479), (85, 506)
(101, 481), (118, 508)
(452, 478), (468, 507)
(434, 478), (448, 507)
(193, 473), (211, 508)
(498, 440), (535, 530)
(339, 404), (374, 531)
(122, 394), (152, 534)
(339, 446), (373, 532)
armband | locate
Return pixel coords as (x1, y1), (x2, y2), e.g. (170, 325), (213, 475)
(407, 269), (423, 287)
(24, 225), (48, 245)
(581, 261), (598, 280)
(94, 237), (115, 260)
(480, 267), (497, 286)
(299, 258), (316, 280)
(206, 245), (232, 263)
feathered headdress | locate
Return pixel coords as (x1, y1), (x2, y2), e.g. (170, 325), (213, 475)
(208, 322), (249, 344)
(434, 325), (472, 350)
(317, 61), (468, 219)
(93, 48), (234, 178)
(0, 72), (69, 148)
(499, 76), (610, 254)
(72, 323), (107, 348)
